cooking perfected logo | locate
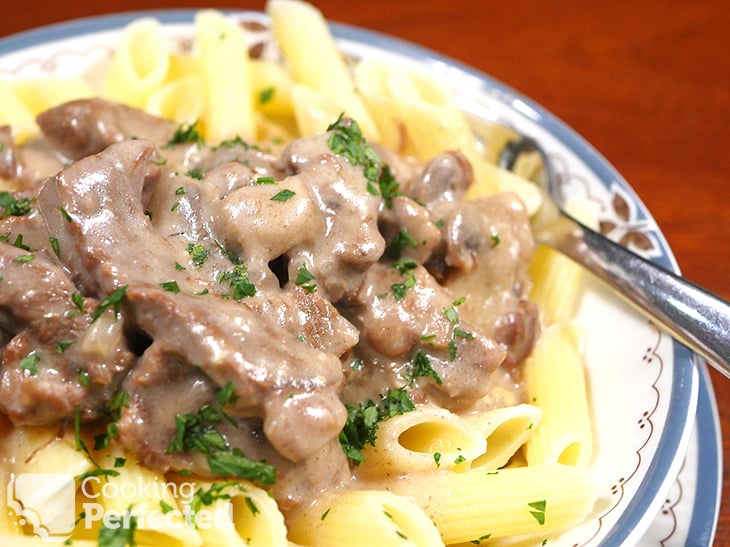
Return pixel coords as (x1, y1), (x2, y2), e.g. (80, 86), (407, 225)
(6, 472), (76, 541)
(6, 472), (236, 542)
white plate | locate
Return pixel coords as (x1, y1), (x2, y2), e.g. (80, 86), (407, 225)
(0, 10), (717, 545)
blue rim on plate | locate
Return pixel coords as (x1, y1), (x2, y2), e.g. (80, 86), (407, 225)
(0, 10), (721, 545)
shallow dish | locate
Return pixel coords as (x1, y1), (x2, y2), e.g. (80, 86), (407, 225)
(0, 9), (712, 545)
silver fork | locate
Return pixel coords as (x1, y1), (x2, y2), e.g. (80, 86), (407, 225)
(499, 135), (730, 377)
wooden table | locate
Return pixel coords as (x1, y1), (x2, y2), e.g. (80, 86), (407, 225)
(2, 0), (728, 543)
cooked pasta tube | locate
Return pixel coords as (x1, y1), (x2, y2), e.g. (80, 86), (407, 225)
(0, 425), (90, 540)
(389, 463), (595, 543)
(12, 78), (94, 116)
(250, 60), (295, 117)
(523, 323), (593, 468)
(195, 10), (255, 143)
(103, 18), (170, 109)
(0, 80), (38, 142)
(145, 75), (205, 125)
(465, 404), (542, 470)
(528, 245), (584, 326)
(268, 0), (378, 139)
(83, 451), (202, 547)
(176, 480), (288, 547)
(357, 407), (486, 476)
(289, 84), (345, 137)
(288, 490), (444, 547)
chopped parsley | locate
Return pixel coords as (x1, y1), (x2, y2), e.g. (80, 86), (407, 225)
(393, 259), (417, 275)
(218, 264), (256, 300)
(12, 233), (30, 251)
(71, 292), (86, 313)
(160, 281), (181, 294)
(491, 233), (501, 248)
(384, 228), (418, 260)
(255, 176), (276, 185)
(448, 339), (458, 361)
(12, 253), (34, 263)
(454, 328), (474, 340)
(270, 189), (295, 202)
(258, 86), (276, 105)
(92, 391), (129, 451)
(166, 121), (204, 147)
(321, 508), (331, 521)
(175, 261), (186, 271)
(78, 369), (90, 387)
(186, 170), (203, 180)
(168, 386), (275, 485)
(434, 218), (445, 229)
(97, 505), (137, 547)
(454, 455), (466, 465)
(528, 500), (547, 525)
(213, 135), (255, 151)
(49, 236), (60, 257)
(406, 351), (442, 386)
(56, 340), (74, 354)
(391, 274), (416, 301)
(190, 481), (246, 513)
(434, 452), (442, 467)
(59, 206), (73, 222)
(294, 264), (316, 293)
(91, 286), (128, 322)
(175, 186), (186, 196)
(159, 500), (174, 514)
(0, 192), (33, 218)
(339, 388), (415, 465)
(469, 534), (492, 544)
(215, 382), (239, 407)
(326, 114), (401, 206)
(187, 243), (209, 267)
(443, 306), (459, 324)
(19, 352), (40, 375)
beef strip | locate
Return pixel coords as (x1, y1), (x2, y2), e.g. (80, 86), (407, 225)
(0, 243), (134, 425)
(341, 263), (506, 408)
(37, 139), (210, 296)
(36, 98), (175, 160)
(378, 196), (441, 263)
(125, 285), (346, 462)
(272, 133), (385, 301)
(119, 344), (350, 510)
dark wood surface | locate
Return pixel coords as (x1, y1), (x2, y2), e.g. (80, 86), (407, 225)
(2, 0), (728, 543)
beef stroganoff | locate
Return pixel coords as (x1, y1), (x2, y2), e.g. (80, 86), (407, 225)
(0, 2), (596, 545)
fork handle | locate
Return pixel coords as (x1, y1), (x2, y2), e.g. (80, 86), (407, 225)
(556, 214), (730, 377)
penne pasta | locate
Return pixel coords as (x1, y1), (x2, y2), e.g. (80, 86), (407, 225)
(288, 490), (444, 547)
(84, 451), (202, 547)
(523, 323), (593, 468)
(0, 80), (38, 142)
(12, 78), (94, 116)
(268, 0), (378, 139)
(103, 18), (170, 109)
(528, 245), (584, 326)
(178, 480), (288, 547)
(465, 404), (542, 471)
(388, 463), (595, 544)
(357, 407), (486, 476)
(145, 75), (205, 125)
(195, 10), (255, 143)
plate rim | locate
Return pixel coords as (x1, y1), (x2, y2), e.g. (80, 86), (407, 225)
(0, 9), (715, 545)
